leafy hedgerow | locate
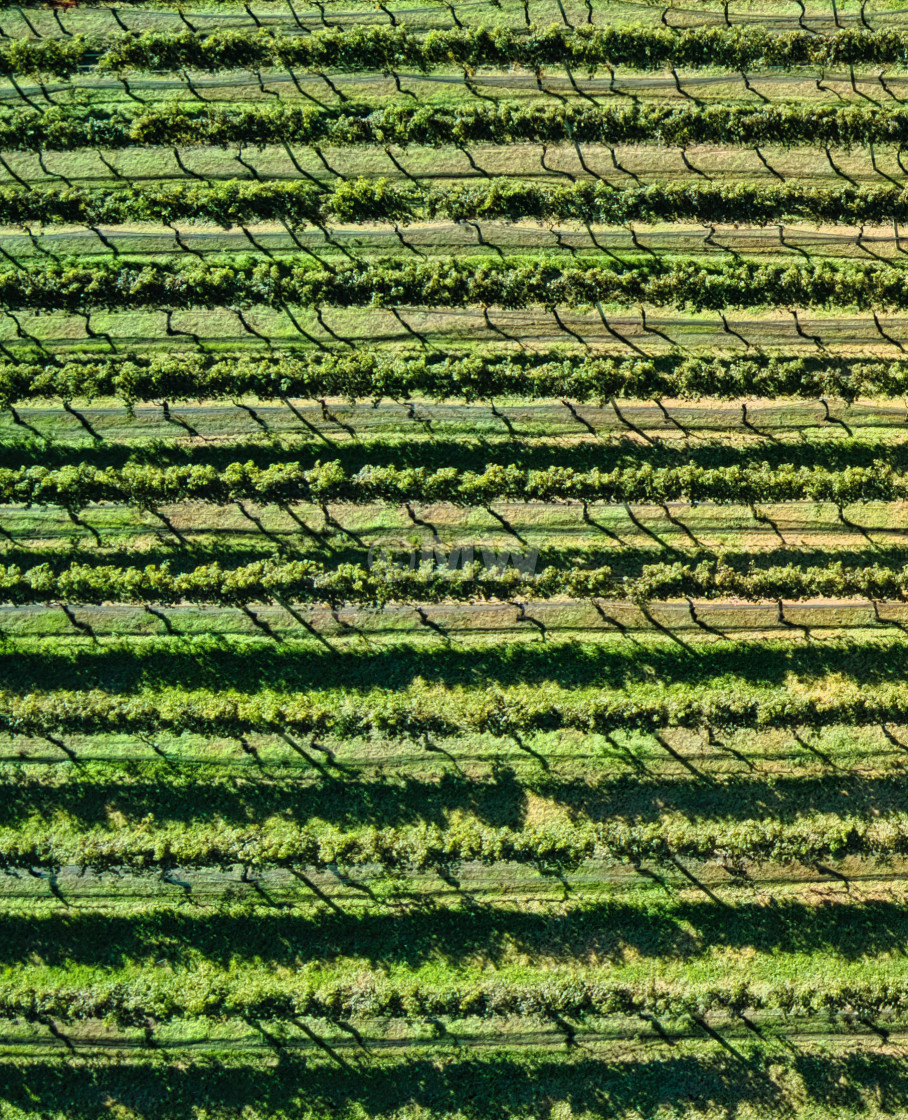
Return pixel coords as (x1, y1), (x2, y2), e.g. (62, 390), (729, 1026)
(0, 347), (905, 405)
(6, 178), (908, 229)
(7, 26), (908, 80)
(8, 100), (908, 152)
(2, 255), (908, 313)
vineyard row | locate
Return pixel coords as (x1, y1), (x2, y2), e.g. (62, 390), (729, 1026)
(8, 25), (908, 80)
(3, 255), (908, 313)
(0, 348), (902, 405)
(8, 178), (908, 230)
(9, 100), (908, 152)
(0, 968), (904, 1028)
(0, 459), (903, 508)
(5, 556), (908, 606)
(1, 677), (902, 737)
(0, 811), (904, 875)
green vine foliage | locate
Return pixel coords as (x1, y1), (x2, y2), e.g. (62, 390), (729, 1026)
(0, 348), (904, 405)
(8, 101), (908, 152)
(5, 178), (908, 228)
(2, 255), (908, 312)
(7, 26), (908, 80)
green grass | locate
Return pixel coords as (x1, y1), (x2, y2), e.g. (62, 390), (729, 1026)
(3, 140), (903, 191)
(0, 1044), (901, 1120)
